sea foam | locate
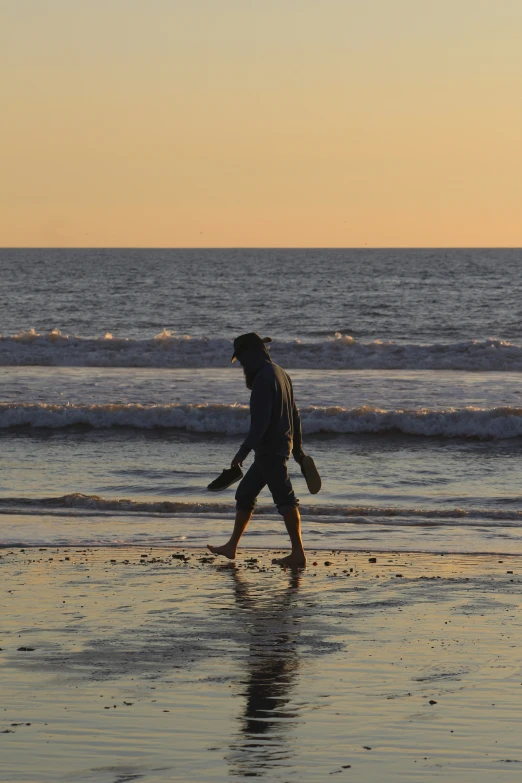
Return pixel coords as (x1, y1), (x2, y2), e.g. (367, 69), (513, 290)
(2, 329), (522, 370)
(2, 492), (522, 524)
(3, 401), (522, 438)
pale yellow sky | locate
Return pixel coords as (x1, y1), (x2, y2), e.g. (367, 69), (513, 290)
(1, 0), (521, 247)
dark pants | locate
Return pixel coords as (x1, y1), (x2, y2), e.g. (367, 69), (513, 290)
(235, 454), (299, 516)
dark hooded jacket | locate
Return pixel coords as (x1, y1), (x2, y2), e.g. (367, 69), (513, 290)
(236, 346), (303, 461)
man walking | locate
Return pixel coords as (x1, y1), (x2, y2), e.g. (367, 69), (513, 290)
(208, 332), (307, 567)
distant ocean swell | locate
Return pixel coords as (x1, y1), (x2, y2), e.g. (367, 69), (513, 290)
(3, 402), (522, 439)
(2, 329), (522, 371)
(2, 493), (522, 525)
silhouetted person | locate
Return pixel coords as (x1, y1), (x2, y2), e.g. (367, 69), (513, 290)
(208, 333), (306, 567)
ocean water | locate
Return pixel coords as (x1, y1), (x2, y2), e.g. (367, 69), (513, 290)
(2, 247), (522, 554)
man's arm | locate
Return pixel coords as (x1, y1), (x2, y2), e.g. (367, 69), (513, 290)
(232, 375), (273, 466)
(292, 400), (305, 464)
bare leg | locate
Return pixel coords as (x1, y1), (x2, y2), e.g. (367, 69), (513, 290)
(208, 509), (252, 559)
(272, 507), (306, 568)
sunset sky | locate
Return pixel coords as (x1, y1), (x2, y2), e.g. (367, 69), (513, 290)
(1, 0), (521, 247)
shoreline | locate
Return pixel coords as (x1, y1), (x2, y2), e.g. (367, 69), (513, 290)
(3, 547), (522, 781)
(4, 543), (522, 558)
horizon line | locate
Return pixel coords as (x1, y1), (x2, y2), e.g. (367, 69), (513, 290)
(1, 246), (521, 251)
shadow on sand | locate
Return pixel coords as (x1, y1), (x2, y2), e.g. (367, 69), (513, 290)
(218, 565), (304, 778)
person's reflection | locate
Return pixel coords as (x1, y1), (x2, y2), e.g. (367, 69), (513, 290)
(220, 564), (303, 778)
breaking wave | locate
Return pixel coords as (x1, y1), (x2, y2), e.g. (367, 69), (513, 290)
(2, 493), (522, 525)
(2, 329), (522, 371)
(4, 401), (522, 439)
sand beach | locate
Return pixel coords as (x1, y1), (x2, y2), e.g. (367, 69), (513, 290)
(2, 546), (522, 782)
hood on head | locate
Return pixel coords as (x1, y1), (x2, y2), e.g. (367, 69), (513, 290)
(231, 332), (272, 363)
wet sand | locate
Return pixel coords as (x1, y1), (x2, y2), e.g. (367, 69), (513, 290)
(2, 546), (522, 782)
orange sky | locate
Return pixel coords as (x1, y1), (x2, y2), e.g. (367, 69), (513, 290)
(1, 0), (521, 247)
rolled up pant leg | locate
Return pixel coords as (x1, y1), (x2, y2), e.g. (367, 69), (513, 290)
(257, 455), (299, 516)
(235, 461), (267, 513)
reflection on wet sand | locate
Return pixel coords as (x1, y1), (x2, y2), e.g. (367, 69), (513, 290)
(220, 566), (303, 778)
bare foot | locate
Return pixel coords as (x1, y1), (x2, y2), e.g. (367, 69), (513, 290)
(272, 553), (307, 569)
(207, 543), (237, 560)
